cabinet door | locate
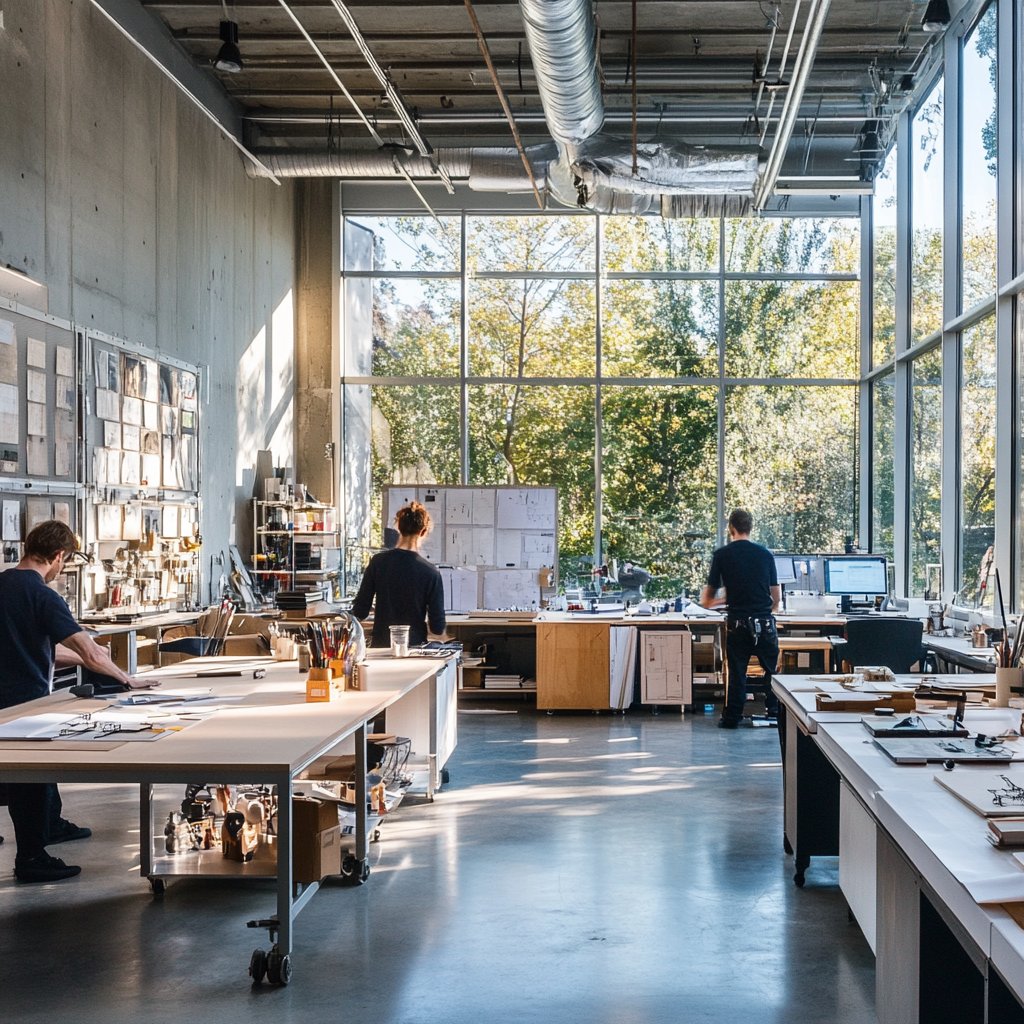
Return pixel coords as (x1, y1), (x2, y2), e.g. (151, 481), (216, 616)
(537, 623), (610, 709)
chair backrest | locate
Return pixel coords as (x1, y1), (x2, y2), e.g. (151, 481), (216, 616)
(842, 618), (925, 674)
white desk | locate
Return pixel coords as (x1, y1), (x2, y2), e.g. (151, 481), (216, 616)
(0, 654), (456, 984)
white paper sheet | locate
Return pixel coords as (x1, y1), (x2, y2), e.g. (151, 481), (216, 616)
(26, 497), (50, 532)
(55, 374), (74, 411)
(0, 320), (13, 347)
(27, 402), (46, 437)
(56, 347), (73, 378)
(54, 441), (71, 478)
(104, 421), (121, 448)
(53, 501), (70, 526)
(524, 532), (556, 569)
(26, 369), (46, 405)
(143, 401), (158, 430)
(496, 488), (556, 530)
(121, 451), (140, 485)
(0, 382), (17, 444)
(26, 435), (46, 476)
(1, 500), (19, 541)
(122, 424), (140, 451)
(495, 530), (523, 568)
(123, 505), (142, 540)
(122, 396), (143, 426)
(27, 337), (45, 368)
(482, 569), (540, 610)
(97, 504), (122, 540)
(446, 526), (495, 566)
(141, 453), (160, 487)
(162, 505), (179, 537)
(96, 389), (119, 422)
(439, 566), (479, 612)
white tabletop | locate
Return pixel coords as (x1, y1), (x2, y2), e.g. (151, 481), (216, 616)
(0, 656), (447, 777)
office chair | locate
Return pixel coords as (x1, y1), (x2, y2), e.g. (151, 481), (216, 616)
(829, 618), (927, 674)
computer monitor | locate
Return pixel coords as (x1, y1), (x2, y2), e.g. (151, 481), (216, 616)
(774, 556), (797, 584)
(824, 557), (889, 612)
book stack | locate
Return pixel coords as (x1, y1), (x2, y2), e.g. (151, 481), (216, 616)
(988, 819), (1024, 847)
(275, 588), (322, 611)
(484, 674), (524, 690)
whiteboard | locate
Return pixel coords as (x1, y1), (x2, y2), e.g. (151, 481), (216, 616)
(384, 485), (558, 609)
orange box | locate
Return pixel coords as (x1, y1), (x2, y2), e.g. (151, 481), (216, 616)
(306, 667), (333, 702)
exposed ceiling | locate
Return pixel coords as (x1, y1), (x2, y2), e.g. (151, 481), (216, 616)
(138, 0), (943, 187)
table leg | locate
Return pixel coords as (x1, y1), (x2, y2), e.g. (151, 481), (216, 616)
(354, 723), (368, 867)
(427, 670), (438, 801)
(127, 630), (138, 676)
(276, 772), (293, 955)
(140, 782), (153, 878)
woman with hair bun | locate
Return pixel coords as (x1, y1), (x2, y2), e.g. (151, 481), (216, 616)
(351, 502), (447, 648)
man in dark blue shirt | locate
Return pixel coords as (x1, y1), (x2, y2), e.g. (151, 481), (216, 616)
(701, 509), (781, 729)
(0, 521), (152, 882)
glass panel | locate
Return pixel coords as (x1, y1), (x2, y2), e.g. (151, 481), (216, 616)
(872, 374), (895, 559)
(369, 384), (461, 544)
(601, 216), (719, 272)
(469, 385), (594, 582)
(873, 144), (898, 366)
(601, 386), (718, 598)
(960, 318), (996, 605)
(910, 349), (942, 597)
(468, 278), (595, 377)
(911, 78), (944, 342)
(602, 279), (718, 378)
(724, 386), (858, 552)
(467, 216), (595, 272)
(370, 279), (460, 377)
(961, 4), (998, 309)
(343, 216), (460, 272)
(725, 280), (859, 378)
(724, 217), (860, 275)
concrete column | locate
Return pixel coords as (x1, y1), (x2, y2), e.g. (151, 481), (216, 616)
(294, 178), (340, 507)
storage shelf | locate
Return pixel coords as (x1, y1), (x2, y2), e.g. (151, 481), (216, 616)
(256, 530), (342, 536)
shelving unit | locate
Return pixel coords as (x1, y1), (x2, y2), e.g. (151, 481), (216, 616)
(251, 498), (342, 605)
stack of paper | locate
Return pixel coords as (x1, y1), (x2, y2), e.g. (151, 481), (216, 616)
(484, 674), (524, 690)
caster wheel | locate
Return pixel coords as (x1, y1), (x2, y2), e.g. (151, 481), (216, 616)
(783, 837), (793, 855)
(341, 855), (371, 885)
(546, 710), (554, 716)
(794, 871), (806, 888)
(149, 876), (165, 896)
(248, 948), (268, 984)
(266, 949), (291, 986)
(440, 768), (450, 784)
(371, 829), (381, 843)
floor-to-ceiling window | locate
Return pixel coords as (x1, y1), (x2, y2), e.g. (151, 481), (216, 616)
(909, 349), (942, 597)
(872, 372), (895, 559)
(873, 144), (898, 367)
(343, 213), (860, 597)
(911, 77), (944, 344)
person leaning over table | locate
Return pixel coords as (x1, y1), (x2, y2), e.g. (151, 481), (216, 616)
(0, 520), (156, 883)
(351, 502), (446, 648)
(701, 508), (781, 730)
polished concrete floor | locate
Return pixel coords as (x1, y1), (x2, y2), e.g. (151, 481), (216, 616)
(0, 707), (876, 1023)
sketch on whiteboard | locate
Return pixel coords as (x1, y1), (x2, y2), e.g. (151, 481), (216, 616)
(483, 569), (540, 610)
(440, 566), (479, 612)
(447, 527), (495, 566)
(496, 488), (556, 529)
(523, 532), (556, 569)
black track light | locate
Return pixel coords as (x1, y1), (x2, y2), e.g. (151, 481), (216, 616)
(922, 0), (951, 33)
(214, 20), (243, 73)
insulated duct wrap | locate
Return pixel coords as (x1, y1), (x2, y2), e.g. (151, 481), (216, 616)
(518, 0), (604, 147)
(244, 147), (475, 179)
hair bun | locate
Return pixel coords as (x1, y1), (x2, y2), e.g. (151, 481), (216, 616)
(396, 501), (432, 537)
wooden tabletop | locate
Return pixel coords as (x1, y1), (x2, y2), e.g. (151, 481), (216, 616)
(0, 656), (447, 777)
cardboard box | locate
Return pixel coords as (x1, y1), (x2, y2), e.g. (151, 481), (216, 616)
(293, 825), (342, 883)
(293, 796), (337, 834)
(306, 667), (334, 702)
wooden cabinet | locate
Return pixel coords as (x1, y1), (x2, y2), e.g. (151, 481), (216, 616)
(536, 622), (610, 710)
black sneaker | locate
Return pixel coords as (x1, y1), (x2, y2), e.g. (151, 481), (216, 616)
(47, 819), (92, 844)
(15, 853), (81, 883)
(718, 717), (741, 729)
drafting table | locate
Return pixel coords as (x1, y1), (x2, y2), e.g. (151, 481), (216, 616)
(81, 610), (203, 674)
(0, 654), (455, 984)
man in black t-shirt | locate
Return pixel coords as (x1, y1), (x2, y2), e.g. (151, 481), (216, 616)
(0, 521), (154, 882)
(701, 509), (781, 729)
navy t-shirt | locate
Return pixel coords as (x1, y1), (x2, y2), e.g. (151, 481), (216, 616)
(706, 539), (778, 619)
(0, 568), (82, 709)
(351, 548), (446, 648)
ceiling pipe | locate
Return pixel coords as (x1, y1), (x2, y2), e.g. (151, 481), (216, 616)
(325, 0), (455, 193)
(754, 0), (832, 208)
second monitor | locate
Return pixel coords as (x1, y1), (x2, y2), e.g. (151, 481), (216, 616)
(824, 556), (889, 613)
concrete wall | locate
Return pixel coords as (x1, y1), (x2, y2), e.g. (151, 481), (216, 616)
(0, 0), (296, 590)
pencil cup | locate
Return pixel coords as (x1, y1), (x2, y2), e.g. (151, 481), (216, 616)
(330, 659), (348, 689)
(306, 667), (334, 703)
(995, 666), (1019, 707)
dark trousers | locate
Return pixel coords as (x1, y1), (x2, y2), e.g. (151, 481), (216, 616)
(725, 620), (780, 723)
(7, 783), (63, 862)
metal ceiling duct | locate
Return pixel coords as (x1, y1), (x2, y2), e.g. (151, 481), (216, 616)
(518, 0), (604, 148)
